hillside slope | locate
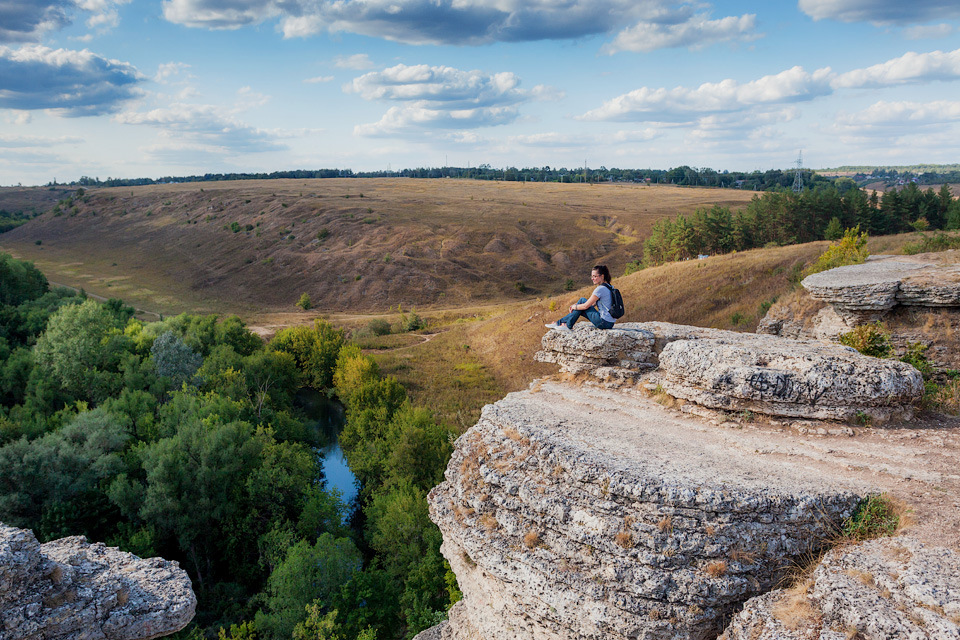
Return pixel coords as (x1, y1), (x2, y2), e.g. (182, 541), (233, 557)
(0, 179), (757, 314)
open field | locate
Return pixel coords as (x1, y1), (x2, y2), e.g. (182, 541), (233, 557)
(0, 178), (757, 315)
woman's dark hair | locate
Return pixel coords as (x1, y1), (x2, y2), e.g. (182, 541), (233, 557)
(593, 264), (611, 283)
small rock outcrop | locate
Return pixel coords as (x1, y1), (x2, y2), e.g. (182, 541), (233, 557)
(428, 381), (867, 640)
(0, 522), (196, 640)
(801, 252), (960, 324)
(536, 321), (923, 422)
(721, 537), (960, 639)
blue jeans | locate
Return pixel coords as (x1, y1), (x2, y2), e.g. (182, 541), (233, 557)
(559, 298), (615, 330)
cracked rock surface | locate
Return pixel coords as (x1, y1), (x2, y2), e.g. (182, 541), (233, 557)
(721, 537), (960, 639)
(427, 381), (868, 640)
(0, 523), (196, 640)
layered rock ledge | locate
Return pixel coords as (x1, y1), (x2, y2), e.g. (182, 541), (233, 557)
(801, 251), (960, 323)
(721, 537), (960, 639)
(427, 381), (869, 640)
(536, 322), (923, 422)
(0, 522), (196, 640)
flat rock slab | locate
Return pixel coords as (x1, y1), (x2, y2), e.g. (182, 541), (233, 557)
(0, 523), (196, 640)
(721, 537), (960, 639)
(429, 381), (870, 640)
(535, 321), (751, 376)
(802, 251), (960, 317)
(658, 337), (924, 422)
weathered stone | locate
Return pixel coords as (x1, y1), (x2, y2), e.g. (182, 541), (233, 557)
(0, 522), (196, 640)
(429, 381), (867, 640)
(802, 252), (960, 323)
(721, 537), (960, 640)
(535, 321), (753, 376)
(658, 337), (923, 422)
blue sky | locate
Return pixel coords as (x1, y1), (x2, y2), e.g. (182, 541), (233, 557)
(2, 0), (960, 185)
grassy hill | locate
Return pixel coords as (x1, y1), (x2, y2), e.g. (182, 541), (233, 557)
(0, 178), (757, 315)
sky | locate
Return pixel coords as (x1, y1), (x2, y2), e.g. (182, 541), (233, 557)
(2, 0), (960, 185)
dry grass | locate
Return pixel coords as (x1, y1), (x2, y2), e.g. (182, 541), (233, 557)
(615, 531), (633, 549)
(479, 514), (498, 531)
(523, 530), (541, 549)
(771, 580), (819, 631)
(657, 516), (673, 533)
(729, 548), (758, 564)
(704, 560), (728, 577)
(0, 179), (757, 316)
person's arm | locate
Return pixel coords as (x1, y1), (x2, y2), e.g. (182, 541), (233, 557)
(570, 294), (599, 312)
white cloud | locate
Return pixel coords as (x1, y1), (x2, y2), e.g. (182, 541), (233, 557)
(904, 24), (954, 40)
(582, 47), (960, 123)
(348, 64), (546, 135)
(155, 61), (191, 83)
(333, 54), (373, 70)
(798, 0), (960, 25)
(0, 133), (83, 147)
(0, 45), (142, 115)
(354, 105), (519, 136)
(304, 75), (334, 83)
(832, 48), (960, 88)
(161, 0), (279, 29)
(76, 0), (130, 31)
(158, 0), (759, 52)
(835, 100), (960, 131)
(579, 66), (833, 121)
(0, 0), (71, 43)
(115, 103), (286, 151)
(605, 13), (759, 54)
(236, 86), (270, 108)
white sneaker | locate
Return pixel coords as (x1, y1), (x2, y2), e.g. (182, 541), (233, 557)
(545, 322), (570, 331)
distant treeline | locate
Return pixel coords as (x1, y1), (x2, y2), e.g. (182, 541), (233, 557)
(55, 165), (836, 191)
(829, 164), (960, 187)
(636, 183), (960, 269)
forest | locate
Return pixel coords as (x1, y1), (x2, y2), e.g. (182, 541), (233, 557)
(0, 252), (456, 640)
(635, 182), (960, 269)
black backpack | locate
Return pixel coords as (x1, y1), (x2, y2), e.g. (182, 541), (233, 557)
(602, 282), (625, 319)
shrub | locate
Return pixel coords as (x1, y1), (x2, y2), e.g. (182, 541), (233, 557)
(840, 494), (904, 541)
(803, 226), (868, 277)
(899, 342), (933, 379)
(902, 232), (960, 255)
(230, 221), (241, 233)
(296, 293), (312, 311)
(623, 261), (643, 276)
(317, 228), (330, 241)
(823, 216), (843, 241)
(564, 279), (575, 291)
(368, 319), (391, 336)
(839, 322), (891, 358)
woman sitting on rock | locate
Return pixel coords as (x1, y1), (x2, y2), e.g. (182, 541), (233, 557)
(545, 265), (617, 331)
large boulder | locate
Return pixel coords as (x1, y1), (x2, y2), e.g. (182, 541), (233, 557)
(0, 523), (196, 640)
(721, 537), (960, 640)
(657, 336), (924, 422)
(428, 381), (867, 640)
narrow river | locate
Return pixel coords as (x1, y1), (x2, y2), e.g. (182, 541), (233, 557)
(295, 388), (358, 505)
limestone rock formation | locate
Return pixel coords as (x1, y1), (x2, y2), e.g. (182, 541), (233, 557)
(801, 251), (960, 323)
(536, 321), (923, 422)
(721, 537), (960, 639)
(0, 522), (196, 640)
(657, 337), (923, 422)
(427, 381), (867, 640)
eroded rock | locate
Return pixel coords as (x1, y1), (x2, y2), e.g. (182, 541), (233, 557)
(429, 381), (867, 640)
(801, 252), (960, 323)
(0, 522), (196, 640)
(721, 537), (960, 640)
(658, 337), (924, 422)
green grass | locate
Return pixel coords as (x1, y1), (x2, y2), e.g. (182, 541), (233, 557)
(840, 494), (906, 541)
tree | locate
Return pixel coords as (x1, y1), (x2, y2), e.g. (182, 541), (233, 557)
(33, 299), (120, 402)
(271, 319), (345, 389)
(151, 331), (203, 389)
(824, 216), (843, 240)
(297, 294), (313, 311)
(255, 534), (362, 640)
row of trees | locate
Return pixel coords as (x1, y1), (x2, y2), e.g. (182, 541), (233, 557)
(54, 166), (838, 190)
(0, 253), (457, 640)
(636, 183), (960, 268)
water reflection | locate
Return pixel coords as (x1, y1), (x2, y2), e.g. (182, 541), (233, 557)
(295, 388), (358, 505)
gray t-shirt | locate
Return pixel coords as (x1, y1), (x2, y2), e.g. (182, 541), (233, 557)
(592, 284), (616, 324)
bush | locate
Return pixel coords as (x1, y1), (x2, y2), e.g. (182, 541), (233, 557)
(803, 225), (868, 277)
(900, 342), (933, 379)
(840, 494), (903, 541)
(839, 322), (891, 358)
(296, 293), (312, 311)
(368, 319), (391, 336)
(902, 232), (960, 255)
